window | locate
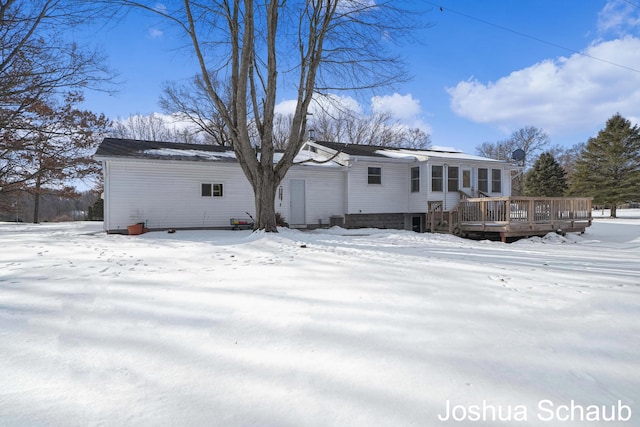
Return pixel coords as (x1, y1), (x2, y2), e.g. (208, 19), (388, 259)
(410, 167), (420, 192)
(447, 166), (459, 192)
(478, 168), (488, 193)
(201, 183), (223, 197)
(462, 170), (471, 188)
(368, 166), (382, 185)
(491, 169), (502, 193)
(431, 165), (443, 192)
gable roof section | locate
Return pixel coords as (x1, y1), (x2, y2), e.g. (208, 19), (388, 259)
(95, 138), (237, 162)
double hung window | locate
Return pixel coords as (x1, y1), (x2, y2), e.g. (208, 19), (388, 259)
(447, 166), (459, 192)
(201, 183), (223, 197)
(368, 167), (382, 185)
(432, 165), (443, 192)
(411, 167), (420, 192)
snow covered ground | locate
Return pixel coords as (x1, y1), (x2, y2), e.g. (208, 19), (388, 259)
(1, 211), (639, 426)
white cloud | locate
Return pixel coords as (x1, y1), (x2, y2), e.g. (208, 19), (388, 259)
(371, 93), (421, 120)
(276, 92), (432, 134)
(153, 3), (168, 13)
(274, 99), (298, 116)
(148, 28), (163, 39)
(371, 93), (432, 133)
(275, 94), (362, 117)
(598, 0), (640, 37)
(447, 36), (640, 136)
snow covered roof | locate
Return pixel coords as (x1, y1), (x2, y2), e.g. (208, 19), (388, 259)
(311, 141), (509, 164)
(94, 138), (342, 167)
(95, 138), (507, 167)
(374, 148), (506, 163)
(95, 138), (238, 162)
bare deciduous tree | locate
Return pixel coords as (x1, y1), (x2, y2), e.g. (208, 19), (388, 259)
(312, 107), (431, 149)
(476, 126), (550, 196)
(110, 113), (204, 144)
(272, 97), (431, 150)
(509, 126), (551, 168)
(476, 139), (515, 162)
(108, 0), (421, 231)
(111, 114), (172, 142)
(0, 0), (115, 198)
(160, 76), (233, 146)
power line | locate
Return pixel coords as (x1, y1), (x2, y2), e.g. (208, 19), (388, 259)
(427, 1), (640, 74)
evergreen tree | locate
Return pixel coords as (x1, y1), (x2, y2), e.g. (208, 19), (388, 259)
(524, 152), (568, 196)
(570, 114), (640, 218)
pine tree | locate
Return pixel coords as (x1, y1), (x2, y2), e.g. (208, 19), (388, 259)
(524, 152), (568, 196)
(570, 113), (640, 217)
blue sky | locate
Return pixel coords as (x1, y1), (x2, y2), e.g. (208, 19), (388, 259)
(80, 0), (640, 153)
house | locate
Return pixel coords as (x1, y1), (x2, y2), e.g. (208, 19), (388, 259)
(300, 140), (517, 231)
(94, 137), (518, 234)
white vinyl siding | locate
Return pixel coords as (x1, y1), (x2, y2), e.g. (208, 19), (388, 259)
(103, 159), (346, 231)
(104, 160), (253, 231)
(279, 167), (345, 226)
(346, 162), (408, 214)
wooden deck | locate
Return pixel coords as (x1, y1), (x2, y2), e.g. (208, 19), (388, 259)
(430, 197), (593, 242)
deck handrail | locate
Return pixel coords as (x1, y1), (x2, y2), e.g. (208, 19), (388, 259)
(458, 190), (472, 200)
(458, 197), (593, 226)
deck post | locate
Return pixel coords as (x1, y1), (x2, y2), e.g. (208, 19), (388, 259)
(570, 199), (575, 219)
(430, 205), (435, 233)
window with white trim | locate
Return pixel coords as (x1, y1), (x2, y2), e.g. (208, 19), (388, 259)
(410, 166), (420, 192)
(447, 166), (459, 192)
(491, 169), (502, 193)
(432, 165), (443, 192)
(201, 183), (224, 197)
(368, 166), (382, 185)
(478, 168), (488, 193)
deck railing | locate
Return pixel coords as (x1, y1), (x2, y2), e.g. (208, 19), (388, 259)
(428, 201), (444, 232)
(458, 197), (592, 228)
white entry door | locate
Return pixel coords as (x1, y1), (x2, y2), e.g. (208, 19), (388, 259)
(290, 179), (306, 226)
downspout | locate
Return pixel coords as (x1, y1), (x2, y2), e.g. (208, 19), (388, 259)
(443, 163), (448, 211)
(102, 160), (109, 232)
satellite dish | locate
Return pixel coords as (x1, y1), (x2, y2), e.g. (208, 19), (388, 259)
(512, 149), (525, 162)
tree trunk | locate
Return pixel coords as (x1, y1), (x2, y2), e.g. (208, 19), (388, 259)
(610, 204), (617, 218)
(252, 171), (280, 232)
(33, 175), (41, 224)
